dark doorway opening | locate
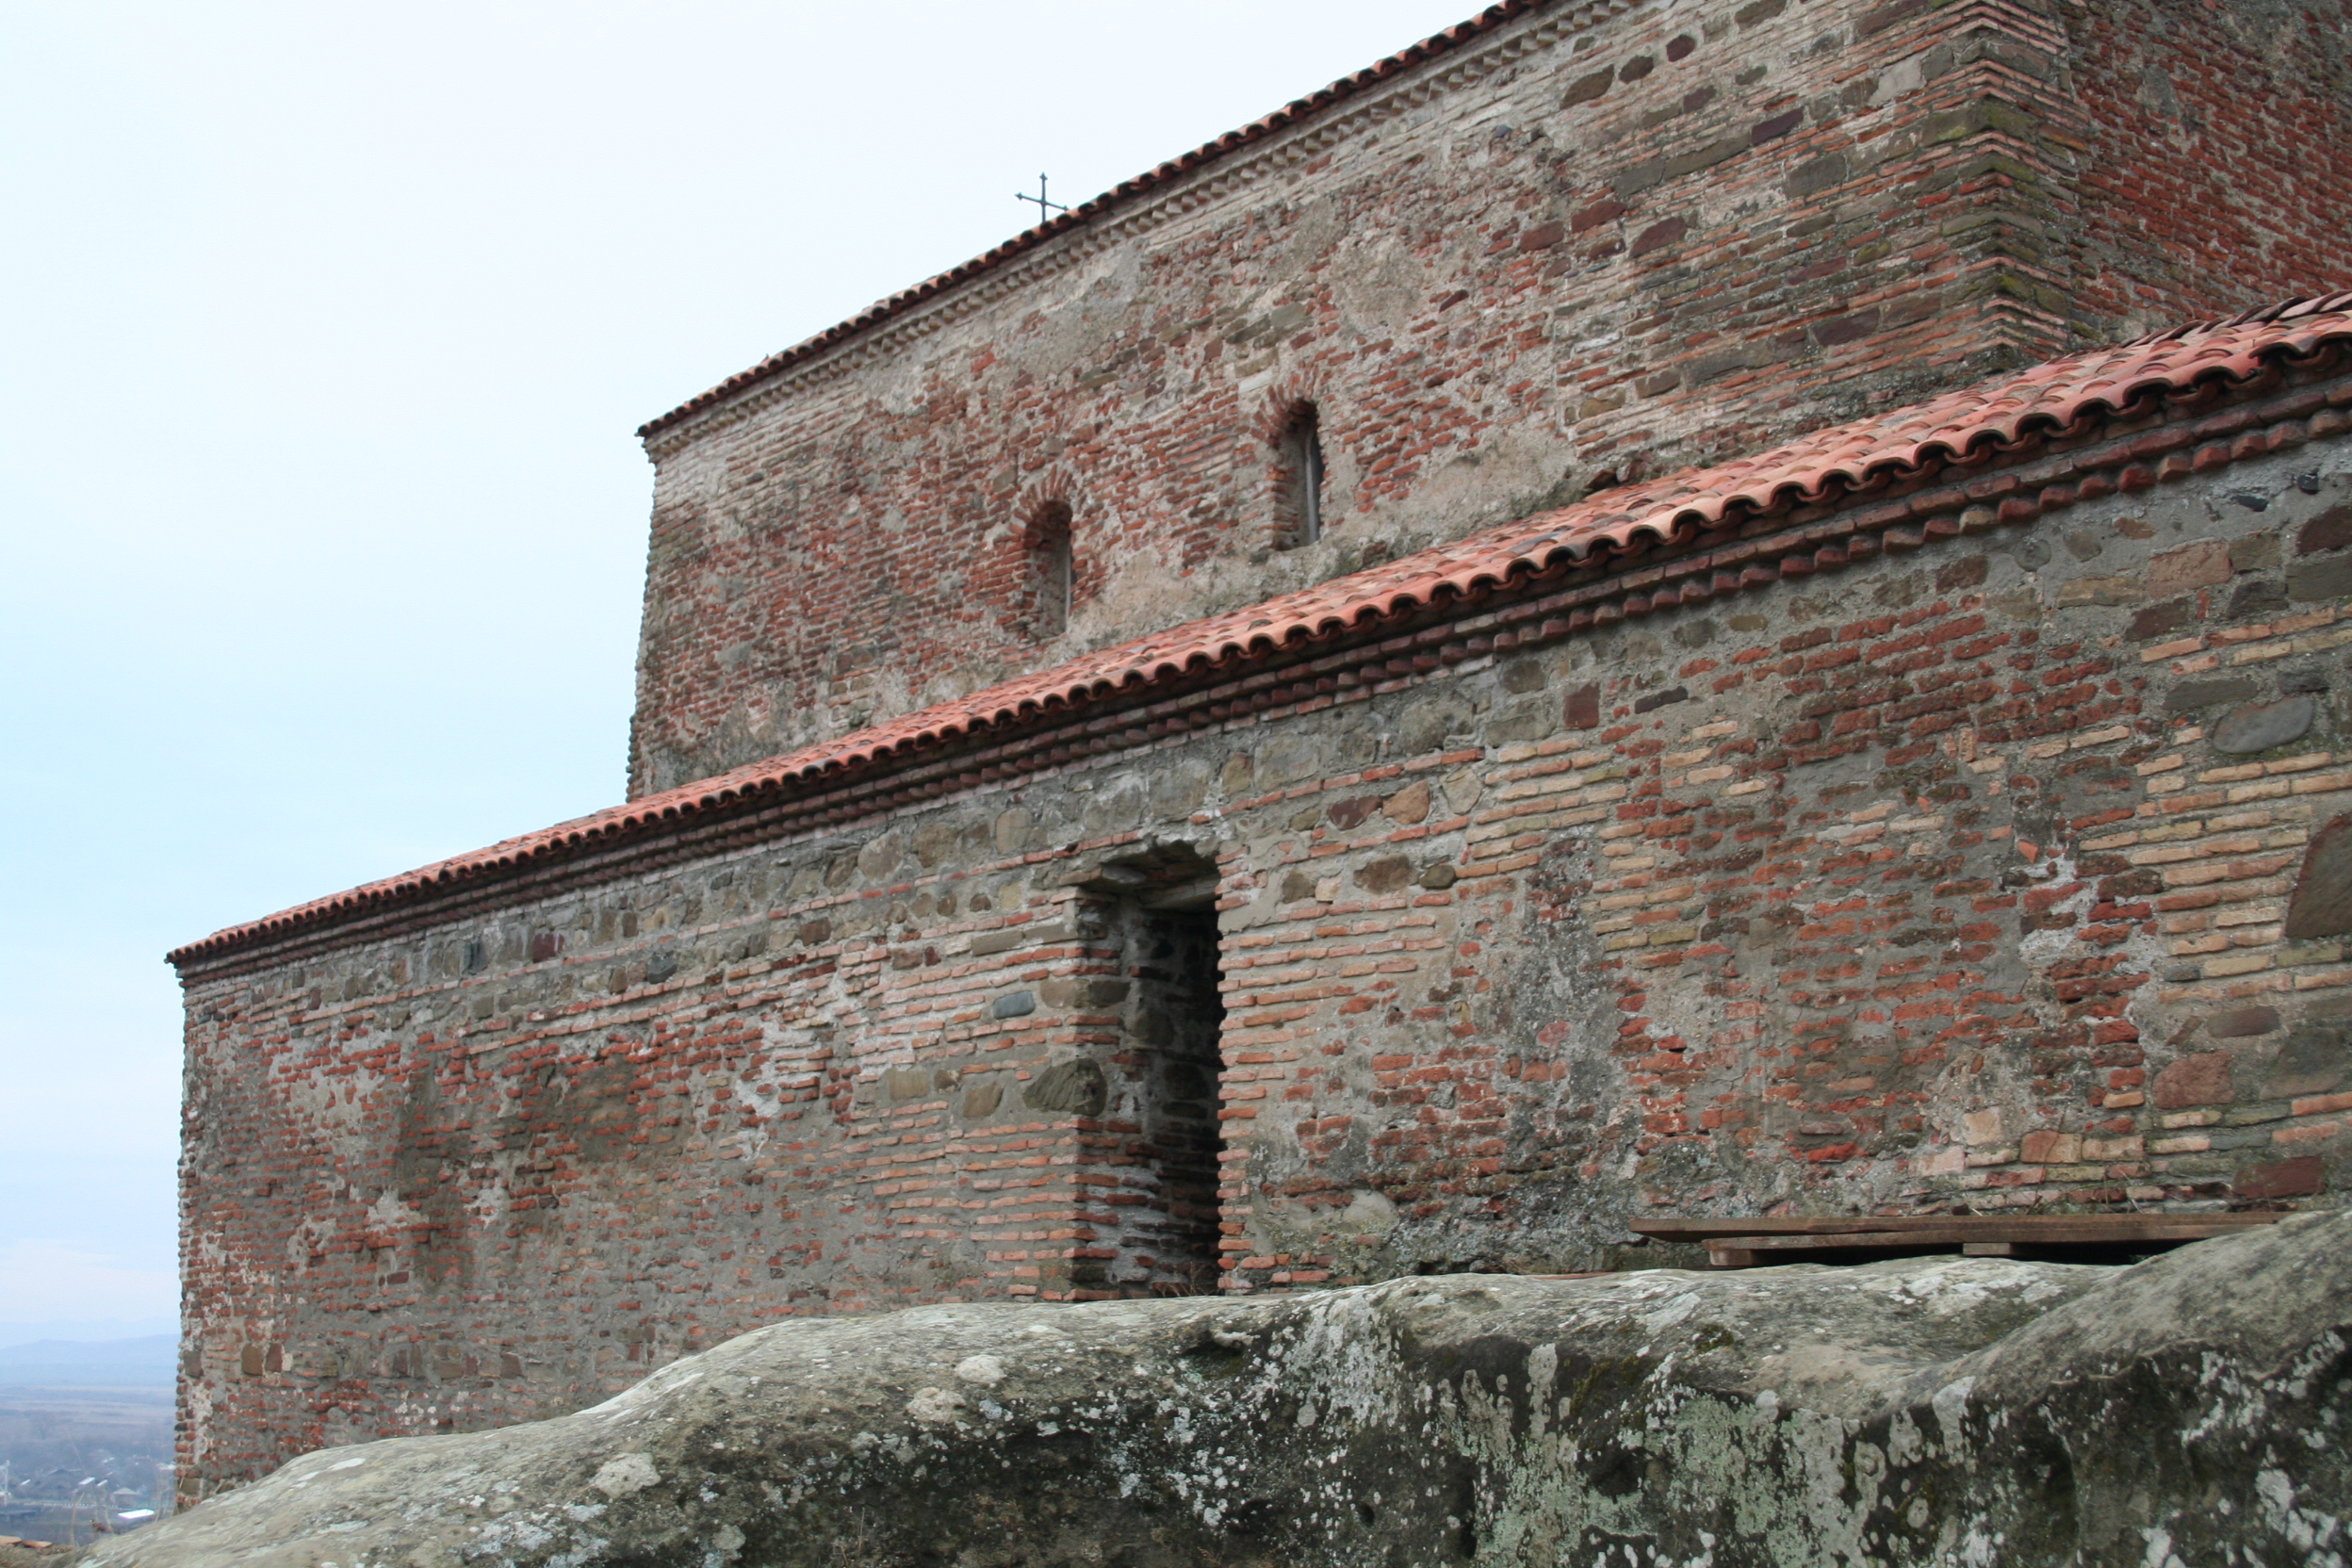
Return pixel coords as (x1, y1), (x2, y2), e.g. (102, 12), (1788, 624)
(1077, 845), (1227, 1294)
(1123, 903), (1226, 1292)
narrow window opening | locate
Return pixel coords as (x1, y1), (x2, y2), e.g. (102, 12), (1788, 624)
(1027, 500), (1072, 640)
(1281, 405), (1327, 548)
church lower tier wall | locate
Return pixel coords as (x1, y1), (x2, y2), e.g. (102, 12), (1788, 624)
(173, 435), (2352, 1500)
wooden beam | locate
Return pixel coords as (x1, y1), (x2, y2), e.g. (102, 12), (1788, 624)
(1675, 1214), (2288, 1269)
(1636, 1214), (2282, 1243)
(1701, 1220), (2273, 1252)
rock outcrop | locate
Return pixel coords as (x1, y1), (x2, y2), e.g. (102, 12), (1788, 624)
(99, 1212), (2351, 1566)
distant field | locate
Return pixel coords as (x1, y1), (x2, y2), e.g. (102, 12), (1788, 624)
(0, 1337), (174, 1390)
(0, 1339), (174, 1548)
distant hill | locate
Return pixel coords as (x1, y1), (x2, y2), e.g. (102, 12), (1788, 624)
(0, 1337), (174, 1388)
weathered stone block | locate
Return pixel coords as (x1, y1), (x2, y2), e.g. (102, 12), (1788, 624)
(2299, 500), (2352, 555)
(2212, 694), (2316, 753)
(95, 1217), (2352, 1568)
(2152, 1052), (2232, 1110)
(2147, 538), (2233, 596)
(1021, 1058), (1107, 1118)
(2286, 815), (2352, 939)
(2288, 552), (2352, 601)
(2235, 1155), (2325, 1200)
(2164, 675), (2259, 713)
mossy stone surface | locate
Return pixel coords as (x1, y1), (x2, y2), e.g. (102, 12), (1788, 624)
(92, 1214), (2351, 1566)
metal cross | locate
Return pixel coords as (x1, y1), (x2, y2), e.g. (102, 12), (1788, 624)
(1015, 173), (1069, 224)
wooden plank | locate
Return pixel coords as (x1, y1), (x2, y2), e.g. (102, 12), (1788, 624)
(1700, 1219), (2272, 1255)
(1638, 1213), (2281, 1242)
(1703, 1230), (1976, 1254)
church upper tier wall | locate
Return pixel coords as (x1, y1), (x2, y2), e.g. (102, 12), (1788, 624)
(625, 0), (2352, 797)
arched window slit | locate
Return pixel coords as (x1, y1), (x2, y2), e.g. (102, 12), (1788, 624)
(1028, 500), (1073, 640)
(1280, 405), (1327, 548)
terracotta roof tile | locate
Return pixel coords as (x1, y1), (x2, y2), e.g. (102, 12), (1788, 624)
(172, 294), (2352, 965)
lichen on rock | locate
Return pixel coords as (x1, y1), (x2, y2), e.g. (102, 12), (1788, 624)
(91, 1212), (2350, 1566)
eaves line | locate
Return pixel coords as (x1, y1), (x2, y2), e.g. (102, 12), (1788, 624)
(173, 355), (2352, 980)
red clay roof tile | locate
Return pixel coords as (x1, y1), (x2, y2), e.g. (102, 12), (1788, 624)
(172, 294), (2352, 965)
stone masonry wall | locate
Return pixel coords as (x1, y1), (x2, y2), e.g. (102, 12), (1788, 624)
(626, 0), (2352, 795)
(1217, 437), (2352, 1284)
(176, 417), (2352, 1501)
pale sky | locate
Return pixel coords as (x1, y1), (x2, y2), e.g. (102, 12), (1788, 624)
(0, 0), (1474, 1341)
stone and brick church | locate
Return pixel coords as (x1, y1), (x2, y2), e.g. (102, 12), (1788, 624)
(169, 0), (2352, 1500)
